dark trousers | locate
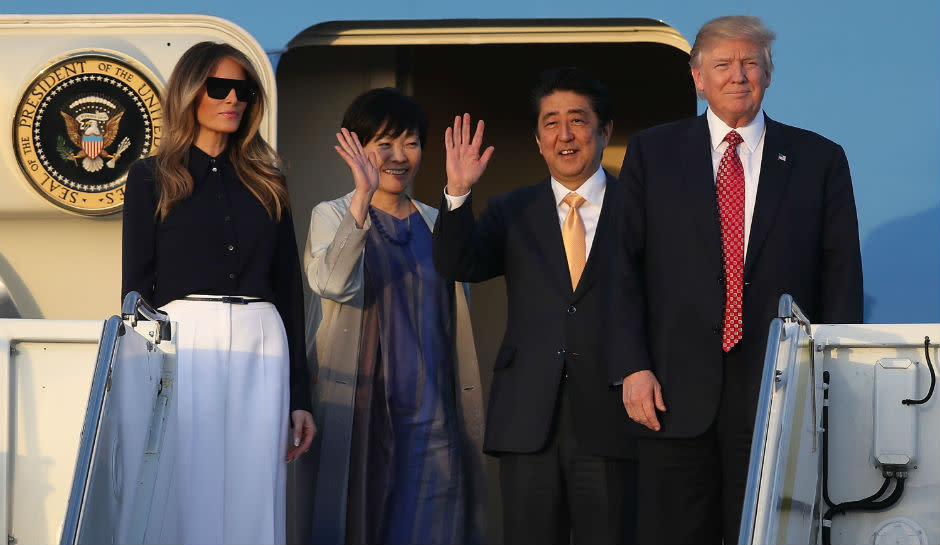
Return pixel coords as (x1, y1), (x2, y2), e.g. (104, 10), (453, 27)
(499, 379), (637, 545)
(635, 347), (755, 545)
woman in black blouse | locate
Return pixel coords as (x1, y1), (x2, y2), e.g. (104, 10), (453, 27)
(121, 41), (314, 544)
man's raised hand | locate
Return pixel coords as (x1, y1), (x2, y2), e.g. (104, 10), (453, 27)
(445, 113), (495, 197)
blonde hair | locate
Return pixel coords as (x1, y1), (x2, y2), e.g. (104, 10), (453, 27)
(153, 41), (288, 220)
(689, 15), (776, 74)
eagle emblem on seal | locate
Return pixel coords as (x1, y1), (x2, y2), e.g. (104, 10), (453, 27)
(58, 95), (131, 173)
(14, 52), (164, 215)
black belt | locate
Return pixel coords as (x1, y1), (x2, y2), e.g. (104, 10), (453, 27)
(182, 295), (264, 305)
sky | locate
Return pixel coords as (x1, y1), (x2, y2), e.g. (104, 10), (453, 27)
(6, 0), (939, 322)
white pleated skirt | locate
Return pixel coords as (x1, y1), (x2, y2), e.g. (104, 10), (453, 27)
(146, 299), (289, 545)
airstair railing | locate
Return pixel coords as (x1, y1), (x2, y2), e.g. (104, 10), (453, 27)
(59, 315), (123, 545)
(738, 294), (813, 544)
(121, 291), (171, 344)
(60, 292), (170, 545)
(778, 293), (812, 336)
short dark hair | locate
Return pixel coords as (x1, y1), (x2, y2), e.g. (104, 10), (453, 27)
(529, 67), (612, 131)
(341, 87), (428, 148)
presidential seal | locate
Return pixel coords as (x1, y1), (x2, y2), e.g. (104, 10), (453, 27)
(13, 52), (163, 215)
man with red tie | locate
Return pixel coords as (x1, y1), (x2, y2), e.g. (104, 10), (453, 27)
(616, 15), (863, 544)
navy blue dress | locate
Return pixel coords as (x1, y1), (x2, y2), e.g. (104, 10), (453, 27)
(345, 206), (466, 545)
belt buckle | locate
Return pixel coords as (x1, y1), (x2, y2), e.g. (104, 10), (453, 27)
(221, 296), (248, 305)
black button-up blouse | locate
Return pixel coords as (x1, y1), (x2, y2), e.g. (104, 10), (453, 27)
(121, 146), (311, 413)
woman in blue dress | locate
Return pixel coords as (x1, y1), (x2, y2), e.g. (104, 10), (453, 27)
(303, 88), (492, 544)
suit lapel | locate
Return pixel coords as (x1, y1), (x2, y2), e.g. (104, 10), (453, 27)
(684, 115), (724, 265)
(744, 115), (792, 277)
(524, 179), (571, 294)
(574, 173), (618, 297)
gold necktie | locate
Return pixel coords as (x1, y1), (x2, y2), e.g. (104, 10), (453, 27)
(561, 192), (587, 290)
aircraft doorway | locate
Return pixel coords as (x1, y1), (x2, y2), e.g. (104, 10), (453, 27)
(277, 19), (695, 544)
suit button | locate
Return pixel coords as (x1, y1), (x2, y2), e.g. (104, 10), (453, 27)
(556, 348), (566, 357)
(712, 326), (720, 334)
(227, 244), (235, 252)
(717, 275), (724, 285)
(228, 273), (235, 280)
(567, 305), (577, 315)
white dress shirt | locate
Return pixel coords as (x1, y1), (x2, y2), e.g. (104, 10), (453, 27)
(443, 166), (607, 259)
(706, 108), (765, 257)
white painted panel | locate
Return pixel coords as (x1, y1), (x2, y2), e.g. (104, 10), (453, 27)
(0, 319), (102, 545)
(816, 324), (940, 545)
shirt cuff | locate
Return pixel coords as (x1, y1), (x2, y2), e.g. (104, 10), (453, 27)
(443, 188), (470, 211)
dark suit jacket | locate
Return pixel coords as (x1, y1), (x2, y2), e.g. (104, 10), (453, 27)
(614, 113), (864, 438)
(433, 174), (633, 458)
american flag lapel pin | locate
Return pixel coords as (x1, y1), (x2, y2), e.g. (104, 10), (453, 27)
(778, 153), (787, 162)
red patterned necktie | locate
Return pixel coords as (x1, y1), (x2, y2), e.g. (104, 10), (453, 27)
(716, 130), (745, 352)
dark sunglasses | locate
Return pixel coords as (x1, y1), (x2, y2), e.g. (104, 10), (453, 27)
(205, 77), (257, 102)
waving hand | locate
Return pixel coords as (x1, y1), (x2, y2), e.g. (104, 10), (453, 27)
(445, 113), (495, 197)
(335, 128), (379, 195)
(334, 128), (378, 227)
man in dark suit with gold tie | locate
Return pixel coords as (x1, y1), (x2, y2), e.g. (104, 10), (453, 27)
(433, 67), (636, 545)
(616, 15), (864, 544)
